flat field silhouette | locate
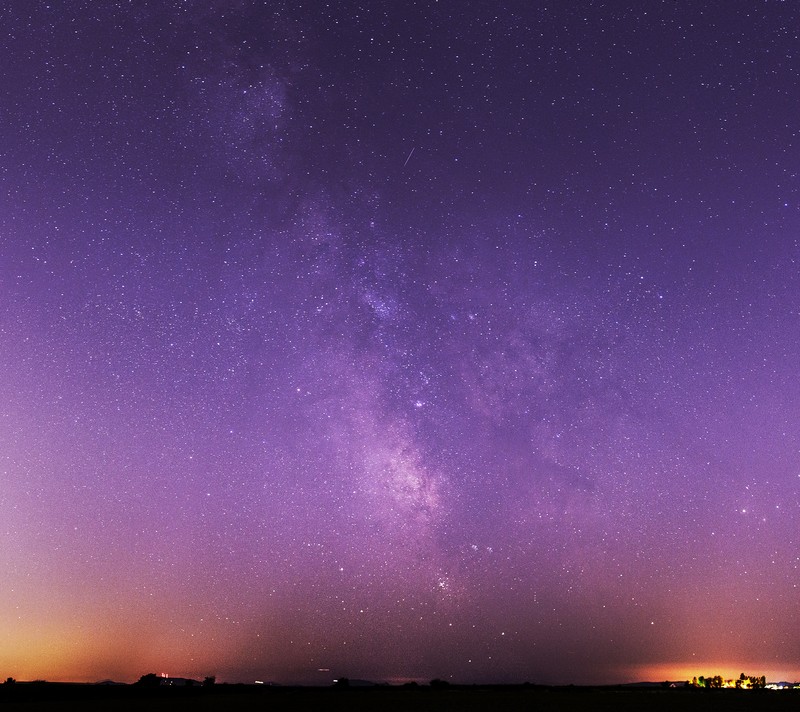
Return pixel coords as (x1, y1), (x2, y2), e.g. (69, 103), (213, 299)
(4, 684), (800, 712)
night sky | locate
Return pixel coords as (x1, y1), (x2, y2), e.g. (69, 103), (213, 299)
(3, 0), (800, 686)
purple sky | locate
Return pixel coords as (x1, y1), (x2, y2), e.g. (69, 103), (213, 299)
(2, 0), (800, 685)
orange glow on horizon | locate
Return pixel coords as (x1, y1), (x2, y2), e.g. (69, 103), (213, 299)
(624, 662), (796, 685)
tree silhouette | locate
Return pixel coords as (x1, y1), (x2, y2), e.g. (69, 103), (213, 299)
(136, 673), (161, 687)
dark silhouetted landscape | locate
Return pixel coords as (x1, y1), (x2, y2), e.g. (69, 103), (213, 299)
(6, 679), (800, 712)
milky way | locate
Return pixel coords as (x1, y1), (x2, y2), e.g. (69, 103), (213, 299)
(2, 1), (800, 685)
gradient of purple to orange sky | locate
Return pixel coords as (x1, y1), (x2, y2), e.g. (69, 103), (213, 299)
(2, 0), (800, 685)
